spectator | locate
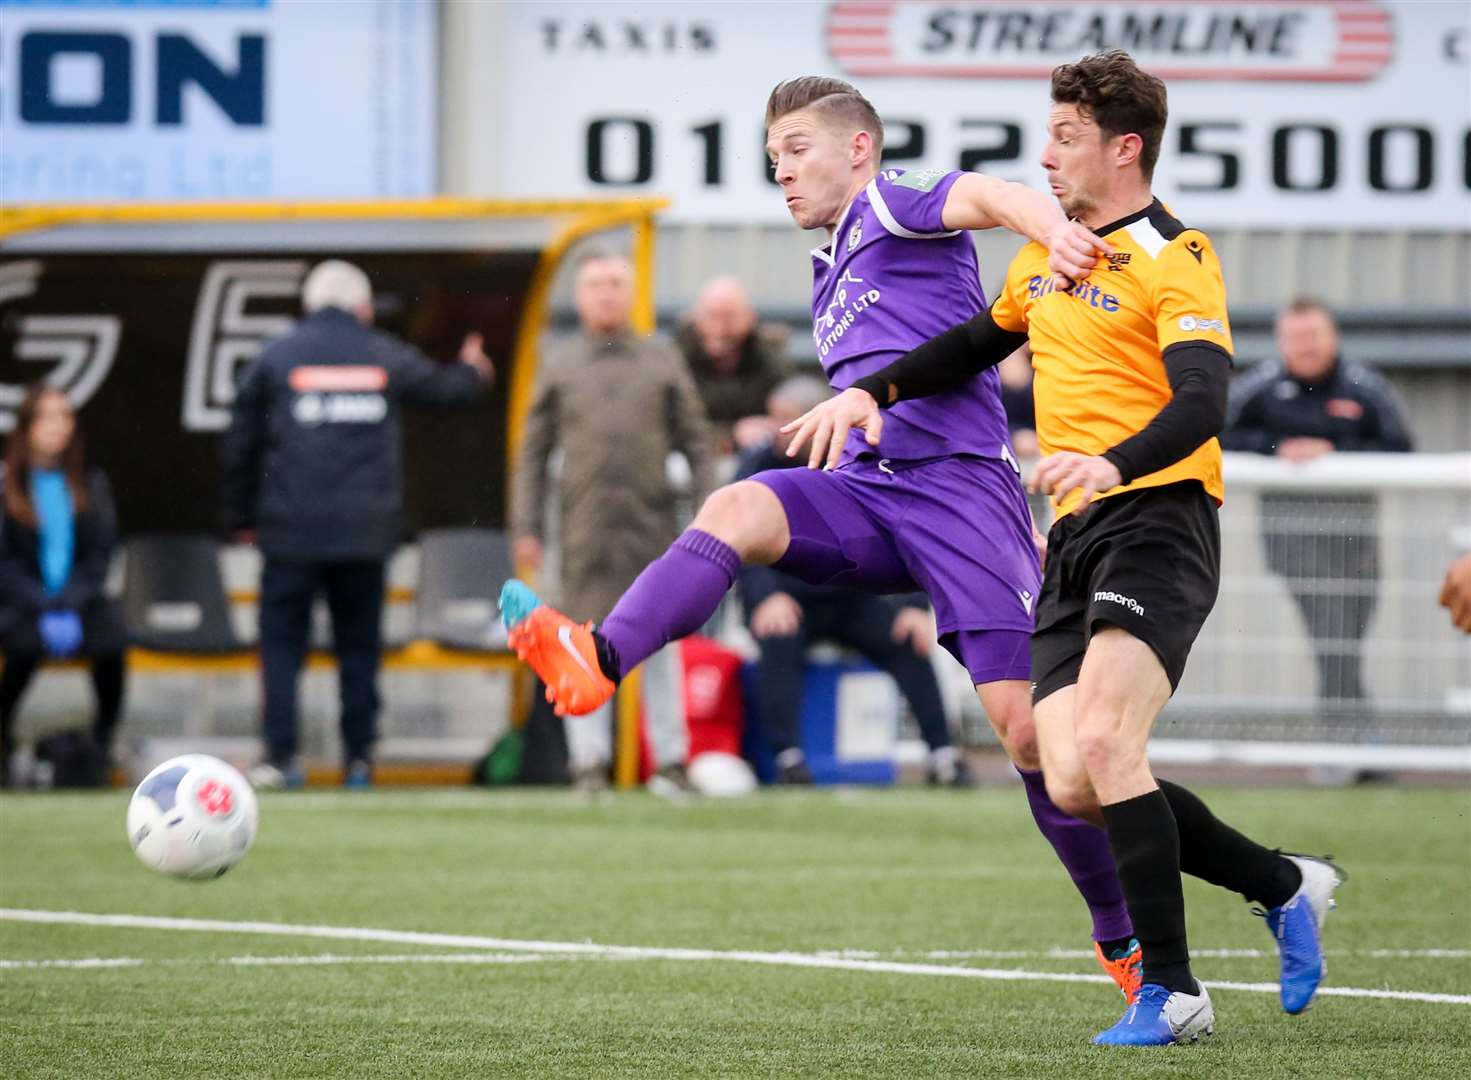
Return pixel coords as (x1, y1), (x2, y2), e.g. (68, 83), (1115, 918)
(0, 385), (127, 787)
(676, 276), (791, 454)
(513, 251), (715, 795)
(736, 377), (972, 787)
(222, 260), (492, 789)
(998, 344), (1040, 460)
(1223, 297), (1413, 714)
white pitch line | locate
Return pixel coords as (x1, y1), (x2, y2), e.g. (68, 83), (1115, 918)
(225, 952), (552, 967)
(3, 909), (1468, 1006)
(0, 957), (146, 970)
(823, 948), (1471, 961)
(1, 953), (557, 971)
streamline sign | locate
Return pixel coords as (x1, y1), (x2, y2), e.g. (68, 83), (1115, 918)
(826, 2), (1395, 82)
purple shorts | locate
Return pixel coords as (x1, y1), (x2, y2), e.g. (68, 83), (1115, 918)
(752, 455), (1041, 685)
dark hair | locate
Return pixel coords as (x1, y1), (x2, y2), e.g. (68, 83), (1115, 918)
(3, 384), (88, 529)
(765, 76), (884, 158)
(1050, 50), (1168, 181)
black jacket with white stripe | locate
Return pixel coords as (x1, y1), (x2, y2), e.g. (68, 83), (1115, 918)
(1221, 356), (1413, 456)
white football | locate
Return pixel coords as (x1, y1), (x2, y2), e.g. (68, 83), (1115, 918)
(687, 751), (758, 798)
(127, 755), (259, 880)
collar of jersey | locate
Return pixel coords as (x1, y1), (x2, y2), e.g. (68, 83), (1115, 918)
(1088, 197), (1164, 239)
(811, 193), (866, 267)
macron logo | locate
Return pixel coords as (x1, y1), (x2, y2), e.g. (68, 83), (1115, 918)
(1018, 589), (1034, 615)
(1093, 590), (1144, 617)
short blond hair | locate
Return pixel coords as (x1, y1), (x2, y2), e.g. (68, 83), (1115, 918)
(765, 76), (884, 158)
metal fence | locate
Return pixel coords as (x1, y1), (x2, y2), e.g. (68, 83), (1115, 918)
(1162, 453), (1470, 766)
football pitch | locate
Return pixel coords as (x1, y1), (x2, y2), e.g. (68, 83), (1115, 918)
(2, 784), (1468, 1079)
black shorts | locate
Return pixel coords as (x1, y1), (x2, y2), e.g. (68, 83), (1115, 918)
(1031, 481), (1220, 703)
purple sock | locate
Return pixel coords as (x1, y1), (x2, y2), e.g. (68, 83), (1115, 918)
(599, 529), (742, 679)
(1017, 767), (1134, 944)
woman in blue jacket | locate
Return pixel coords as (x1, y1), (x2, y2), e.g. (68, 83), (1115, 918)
(0, 385), (127, 785)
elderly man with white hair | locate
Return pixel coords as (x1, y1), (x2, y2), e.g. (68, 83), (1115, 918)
(222, 259), (493, 789)
(675, 276), (791, 454)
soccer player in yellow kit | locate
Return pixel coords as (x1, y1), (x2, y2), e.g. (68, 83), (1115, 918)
(784, 50), (1343, 1047)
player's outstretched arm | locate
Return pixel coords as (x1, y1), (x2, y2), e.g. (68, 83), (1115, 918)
(940, 173), (1113, 282)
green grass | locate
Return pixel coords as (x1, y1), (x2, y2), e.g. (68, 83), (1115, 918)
(2, 785), (1468, 1078)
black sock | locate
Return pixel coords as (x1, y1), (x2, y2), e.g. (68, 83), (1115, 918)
(1157, 779), (1302, 908)
(1097, 934), (1137, 958)
(1100, 789), (1195, 995)
(591, 629), (622, 684)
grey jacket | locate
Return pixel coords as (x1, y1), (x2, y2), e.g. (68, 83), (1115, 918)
(512, 330), (714, 622)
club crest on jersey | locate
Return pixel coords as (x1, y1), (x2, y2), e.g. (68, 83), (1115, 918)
(847, 221), (863, 252)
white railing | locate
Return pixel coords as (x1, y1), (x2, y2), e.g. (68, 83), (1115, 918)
(1163, 452), (1470, 769)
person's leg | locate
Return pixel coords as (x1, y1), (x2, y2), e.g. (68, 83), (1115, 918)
(598, 481), (790, 678)
(564, 701), (613, 780)
(0, 649), (42, 783)
(972, 673), (1133, 953)
(258, 558), (316, 765)
(80, 602), (128, 761)
(89, 651), (126, 759)
(750, 625), (808, 759)
(508, 465), (915, 717)
(831, 593), (952, 752)
(323, 560), (386, 767)
(1072, 628), (1195, 998)
(641, 643), (688, 771)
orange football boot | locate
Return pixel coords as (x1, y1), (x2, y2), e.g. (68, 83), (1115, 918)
(1095, 938), (1143, 1003)
(501, 581), (615, 717)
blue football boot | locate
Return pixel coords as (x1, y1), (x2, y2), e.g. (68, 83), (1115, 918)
(1263, 854), (1345, 1014)
(1092, 981), (1214, 1046)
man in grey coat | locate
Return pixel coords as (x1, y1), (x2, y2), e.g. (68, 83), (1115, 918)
(512, 251), (714, 793)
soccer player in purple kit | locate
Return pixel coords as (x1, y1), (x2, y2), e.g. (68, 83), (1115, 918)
(501, 77), (1143, 998)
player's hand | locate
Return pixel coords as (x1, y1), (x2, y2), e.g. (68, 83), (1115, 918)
(891, 606), (935, 658)
(1276, 437), (1334, 463)
(1031, 521), (1048, 565)
(750, 593), (803, 639)
(1030, 452), (1121, 509)
(780, 387), (883, 471)
(460, 332), (494, 382)
(513, 535), (544, 574)
(1045, 220), (1113, 286)
(1438, 553), (1471, 633)
(733, 414), (778, 451)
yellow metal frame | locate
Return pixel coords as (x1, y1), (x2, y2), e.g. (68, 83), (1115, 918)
(0, 197), (669, 789)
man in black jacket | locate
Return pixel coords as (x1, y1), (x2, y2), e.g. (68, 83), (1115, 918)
(1223, 297), (1413, 713)
(222, 260), (492, 787)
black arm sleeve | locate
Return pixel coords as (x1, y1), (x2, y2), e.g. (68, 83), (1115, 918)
(851, 310), (1028, 407)
(1101, 341), (1231, 485)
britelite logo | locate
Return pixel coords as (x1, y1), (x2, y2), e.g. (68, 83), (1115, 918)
(826, 2), (1395, 82)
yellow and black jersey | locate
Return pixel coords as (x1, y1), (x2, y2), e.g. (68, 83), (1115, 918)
(989, 199), (1232, 516)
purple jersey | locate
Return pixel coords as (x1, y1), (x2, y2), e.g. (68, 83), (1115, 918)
(811, 168), (1014, 466)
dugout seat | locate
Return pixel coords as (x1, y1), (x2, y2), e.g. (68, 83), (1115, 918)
(121, 534), (247, 654)
(414, 528), (513, 652)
